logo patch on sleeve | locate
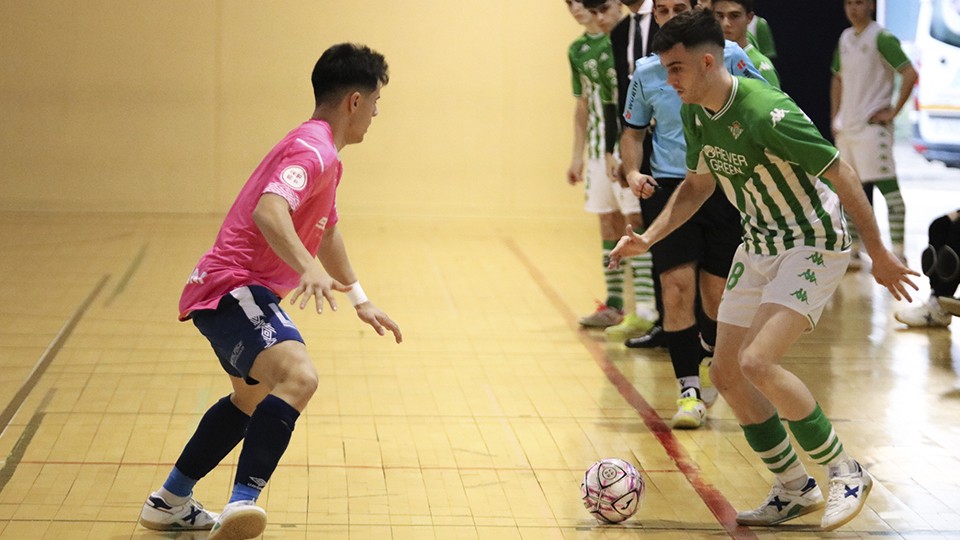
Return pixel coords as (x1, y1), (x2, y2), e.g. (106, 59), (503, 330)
(280, 165), (308, 190)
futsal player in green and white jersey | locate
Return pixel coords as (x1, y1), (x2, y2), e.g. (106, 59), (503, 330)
(712, 0), (780, 88)
(699, 0), (778, 59)
(609, 10), (918, 531)
(566, 0), (659, 336)
(831, 0), (918, 269)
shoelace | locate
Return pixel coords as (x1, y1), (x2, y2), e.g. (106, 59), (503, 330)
(826, 477), (849, 505)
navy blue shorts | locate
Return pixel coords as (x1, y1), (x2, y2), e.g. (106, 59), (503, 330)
(191, 285), (304, 385)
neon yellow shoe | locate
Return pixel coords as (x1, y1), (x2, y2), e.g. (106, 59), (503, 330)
(670, 389), (706, 429)
(604, 313), (655, 341)
(699, 357), (719, 408)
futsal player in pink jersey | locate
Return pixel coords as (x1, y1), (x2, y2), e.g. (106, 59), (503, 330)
(138, 43), (400, 540)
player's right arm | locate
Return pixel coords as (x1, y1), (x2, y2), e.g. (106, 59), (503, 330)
(608, 170), (715, 267)
(619, 60), (656, 194)
(568, 96), (588, 185)
(620, 126), (649, 193)
(253, 193), (349, 313)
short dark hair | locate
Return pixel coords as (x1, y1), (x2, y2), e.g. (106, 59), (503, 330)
(713, 0), (753, 13)
(651, 9), (724, 55)
(653, 0), (699, 8)
(579, 0), (606, 9)
(311, 43), (389, 106)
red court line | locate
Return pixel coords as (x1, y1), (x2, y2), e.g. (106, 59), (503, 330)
(504, 238), (758, 540)
(17, 460), (683, 473)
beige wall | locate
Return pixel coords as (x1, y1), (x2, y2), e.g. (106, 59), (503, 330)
(0, 1), (590, 219)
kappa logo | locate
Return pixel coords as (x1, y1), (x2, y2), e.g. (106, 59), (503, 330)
(280, 165), (307, 190)
(729, 121), (743, 140)
(771, 108), (789, 127)
(187, 267), (207, 285)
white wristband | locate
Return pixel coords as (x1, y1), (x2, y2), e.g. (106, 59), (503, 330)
(346, 281), (368, 307)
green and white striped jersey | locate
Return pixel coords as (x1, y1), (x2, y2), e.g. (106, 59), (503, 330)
(683, 77), (850, 255)
(569, 33), (617, 160)
(745, 44), (780, 89)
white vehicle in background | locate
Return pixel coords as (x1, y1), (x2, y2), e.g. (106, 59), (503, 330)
(913, 0), (960, 168)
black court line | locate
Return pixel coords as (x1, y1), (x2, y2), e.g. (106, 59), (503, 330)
(0, 274), (109, 436)
(103, 243), (147, 306)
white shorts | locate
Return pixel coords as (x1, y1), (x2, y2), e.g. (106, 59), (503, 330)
(583, 157), (641, 215)
(718, 245), (850, 332)
(835, 124), (897, 182)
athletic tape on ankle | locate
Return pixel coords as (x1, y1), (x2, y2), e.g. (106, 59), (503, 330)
(346, 281), (368, 306)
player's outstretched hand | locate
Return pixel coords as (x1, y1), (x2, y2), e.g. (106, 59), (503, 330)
(356, 302), (403, 343)
(870, 249), (920, 302)
(290, 263), (351, 313)
(608, 225), (650, 269)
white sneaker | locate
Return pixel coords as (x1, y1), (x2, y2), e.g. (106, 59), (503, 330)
(209, 500), (267, 540)
(671, 388), (706, 429)
(938, 296), (960, 317)
(736, 477), (825, 526)
(894, 296), (952, 328)
(138, 491), (217, 531)
(822, 460), (873, 531)
(699, 356), (719, 408)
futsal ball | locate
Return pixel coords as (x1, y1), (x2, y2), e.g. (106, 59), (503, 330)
(580, 458), (645, 524)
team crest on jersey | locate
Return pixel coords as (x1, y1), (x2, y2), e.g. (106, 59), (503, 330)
(728, 121), (743, 140)
(280, 165), (308, 190)
(770, 108), (789, 127)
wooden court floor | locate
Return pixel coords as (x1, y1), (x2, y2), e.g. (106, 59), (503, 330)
(1, 181), (959, 539)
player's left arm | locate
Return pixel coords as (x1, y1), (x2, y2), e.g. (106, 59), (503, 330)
(317, 224), (402, 343)
(759, 93), (918, 299)
(871, 31), (918, 124)
(821, 160), (919, 301)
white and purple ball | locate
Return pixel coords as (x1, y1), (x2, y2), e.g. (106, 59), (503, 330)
(580, 457), (645, 523)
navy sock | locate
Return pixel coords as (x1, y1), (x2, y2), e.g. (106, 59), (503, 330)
(665, 325), (702, 387)
(165, 395), (250, 496)
(231, 394), (300, 503)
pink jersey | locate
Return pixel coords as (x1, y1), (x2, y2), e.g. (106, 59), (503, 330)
(179, 119), (342, 320)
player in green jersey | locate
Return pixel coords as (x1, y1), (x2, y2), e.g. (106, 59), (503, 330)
(609, 10), (918, 531)
(699, 0), (777, 59)
(831, 0), (918, 269)
(567, 0), (659, 335)
(711, 0), (780, 88)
